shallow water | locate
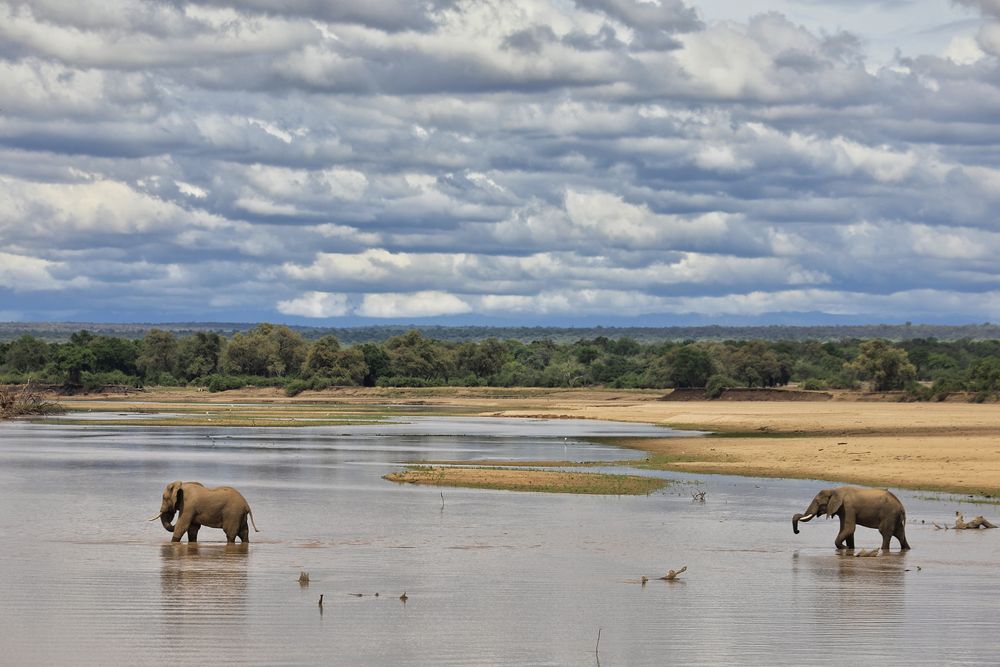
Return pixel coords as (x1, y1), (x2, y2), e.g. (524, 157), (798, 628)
(0, 416), (998, 665)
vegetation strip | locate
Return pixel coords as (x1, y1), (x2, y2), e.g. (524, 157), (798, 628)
(384, 466), (668, 495)
(8, 324), (1000, 402)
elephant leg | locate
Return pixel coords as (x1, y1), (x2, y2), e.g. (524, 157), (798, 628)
(238, 516), (249, 543)
(834, 515), (846, 548)
(880, 529), (892, 550)
(187, 523), (201, 543)
(223, 519), (239, 544)
(835, 515), (856, 549)
(172, 515), (192, 542)
(895, 523), (911, 550)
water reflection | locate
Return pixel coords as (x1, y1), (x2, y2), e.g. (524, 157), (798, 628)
(160, 543), (250, 652)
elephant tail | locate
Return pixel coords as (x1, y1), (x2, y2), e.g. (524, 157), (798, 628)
(249, 509), (260, 532)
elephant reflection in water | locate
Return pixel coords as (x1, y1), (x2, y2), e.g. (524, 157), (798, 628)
(160, 543), (249, 639)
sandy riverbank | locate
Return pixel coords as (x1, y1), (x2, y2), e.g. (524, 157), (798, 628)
(53, 386), (1000, 497)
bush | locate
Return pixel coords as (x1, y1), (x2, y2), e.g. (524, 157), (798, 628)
(903, 381), (932, 402)
(929, 374), (966, 401)
(284, 376), (343, 397)
(705, 374), (738, 399)
(827, 370), (860, 390)
(375, 376), (445, 387)
(80, 370), (142, 393)
(199, 374), (288, 393)
(284, 379), (311, 397)
(800, 378), (829, 391)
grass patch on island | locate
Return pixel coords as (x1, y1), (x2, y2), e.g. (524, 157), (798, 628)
(384, 466), (668, 495)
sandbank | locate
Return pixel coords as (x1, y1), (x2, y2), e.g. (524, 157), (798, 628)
(51, 386), (1000, 497)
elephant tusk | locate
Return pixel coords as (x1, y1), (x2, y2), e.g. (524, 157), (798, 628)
(148, 513), (163, 522)
(798, 513), (814, 522)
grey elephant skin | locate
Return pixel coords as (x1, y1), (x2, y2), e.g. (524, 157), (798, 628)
(792, 486), (910, 550)
(152, 481), (259, 543)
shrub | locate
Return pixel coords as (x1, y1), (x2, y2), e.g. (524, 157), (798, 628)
(376, 376), (445, 387)
(800, 378), (828, 391)
(200, 374), (288, 393)
(284, 379), (311, 397)
(705, 374), (738, 399)
(80, 370), (142, 393)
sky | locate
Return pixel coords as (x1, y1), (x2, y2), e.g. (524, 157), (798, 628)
(2, 0), (1000, 326)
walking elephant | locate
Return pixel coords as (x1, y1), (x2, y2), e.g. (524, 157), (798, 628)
(149, 481), (259, 543)
(792, 486), (910, 551)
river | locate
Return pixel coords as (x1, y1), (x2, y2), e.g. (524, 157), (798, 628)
(0, 416), (997, 665)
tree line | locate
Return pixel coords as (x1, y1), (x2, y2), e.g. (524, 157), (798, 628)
(4, 324), (1000, 400)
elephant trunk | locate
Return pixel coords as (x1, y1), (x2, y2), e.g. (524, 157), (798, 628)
(792, 512), (815, 534)
(160, 510), (176, 533)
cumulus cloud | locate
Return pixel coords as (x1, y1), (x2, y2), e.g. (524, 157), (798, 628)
(0, 251), (90, 291)
(0, 0), (998, 324)
(358, 291), (472, 318)
(277, 291), (350, 317)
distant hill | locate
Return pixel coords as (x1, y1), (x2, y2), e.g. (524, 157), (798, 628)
(2, 321), (999, 343)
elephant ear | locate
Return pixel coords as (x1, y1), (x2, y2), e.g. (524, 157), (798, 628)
(169, 481), (184, 511)
(826, 491), (843, 517)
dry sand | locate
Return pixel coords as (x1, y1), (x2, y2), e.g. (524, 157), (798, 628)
(57, 386), (1000, 496)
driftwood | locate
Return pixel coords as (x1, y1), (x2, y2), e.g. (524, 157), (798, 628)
(658, 566), (687, 580)
(0, 383), (62, 419)
(933, 512), (998, 530)
(691, 490), (706, 502)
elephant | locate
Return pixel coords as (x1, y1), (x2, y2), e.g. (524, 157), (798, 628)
(149, 481), (259, 543)
(792, 486), (910, 551)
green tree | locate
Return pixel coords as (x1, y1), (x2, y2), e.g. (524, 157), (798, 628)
(5, 335), (50, 372)
(90, 336), (139, 374)
(176, 332), (223, 380)
(223, 332), (275, 376)
(303, 336), (368, 385)
(359, 343), (390, 387)
(384, 330), (453, 381)
(57, 344), (95, 385)
(303, 335), (342, 376)
(137, 329), (178, 380)
(667, 345), (714, 388)
(968, 356), (1000, 393)
(847, 340), (916, 391)
(223, 324), (306, 377)
(263, 324), (307, 376)
(456, 338), (508, 379)
(728, 342), (783, 388)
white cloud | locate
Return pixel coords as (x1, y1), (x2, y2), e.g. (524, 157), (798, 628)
(176, 181), (208, 199)
(276, 291), (351, 317)
(0, 251), (89, 291)
(358, 291), (472, 317)
(0, 176), (225, 237)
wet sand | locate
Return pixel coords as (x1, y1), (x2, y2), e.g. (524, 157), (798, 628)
(55, 386), (1000, 496)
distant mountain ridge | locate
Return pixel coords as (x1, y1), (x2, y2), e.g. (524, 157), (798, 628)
(2, 321), (999, 343)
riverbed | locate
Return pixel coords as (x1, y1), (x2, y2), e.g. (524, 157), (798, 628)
(0, 416), (997, 665)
